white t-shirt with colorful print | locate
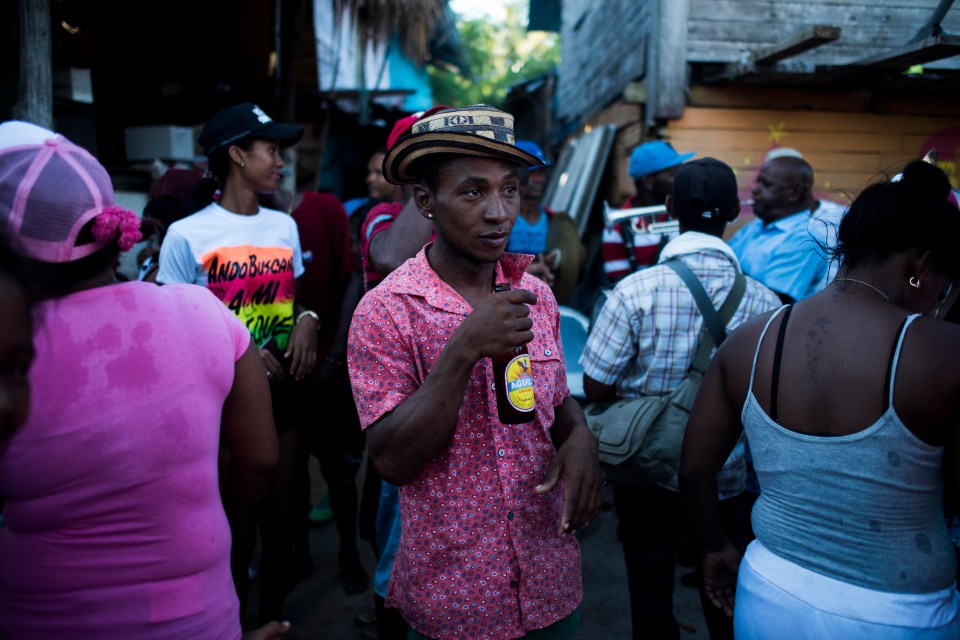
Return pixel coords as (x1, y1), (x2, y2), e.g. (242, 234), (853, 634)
(158, 202), (305, 351)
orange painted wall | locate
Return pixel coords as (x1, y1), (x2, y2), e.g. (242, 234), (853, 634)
(662, 106), (960, 231)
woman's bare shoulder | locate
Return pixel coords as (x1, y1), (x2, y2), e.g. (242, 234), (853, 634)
(906, 316), (960, 375)
(719, 307), (783, 361)
(892, 316), (960, 442)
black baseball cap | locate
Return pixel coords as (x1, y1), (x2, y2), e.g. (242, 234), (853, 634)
(672, 157), (739, 220)
(198, 102), (303, 156)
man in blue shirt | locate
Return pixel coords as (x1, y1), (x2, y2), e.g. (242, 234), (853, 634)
(507, 140), (558, 285)
(728, 156), (828, 302)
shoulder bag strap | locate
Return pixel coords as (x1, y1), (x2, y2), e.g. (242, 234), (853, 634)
(663, 258), (746, 373)
(619, 220), (640, 273)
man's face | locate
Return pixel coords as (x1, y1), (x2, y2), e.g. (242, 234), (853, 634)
(366, 152), (401, 201)
(752, 160), (801, 222)
(521, 168), (550, 201)
(647, 165), (680, 204)
(418, 157), (521, 265)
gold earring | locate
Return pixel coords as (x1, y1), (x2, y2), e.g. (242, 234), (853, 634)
(909, 275), (921, 288)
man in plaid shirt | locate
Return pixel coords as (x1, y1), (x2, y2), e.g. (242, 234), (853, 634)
(581, 158), (780, 640)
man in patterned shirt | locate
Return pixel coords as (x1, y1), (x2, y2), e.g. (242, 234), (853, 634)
(581, 158), (781, 640)
(348, 105), (602, 640)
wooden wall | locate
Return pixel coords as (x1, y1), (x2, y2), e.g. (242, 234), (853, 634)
(556, 0), (652, 122)
(660, 102), (960, 230)
(558, 0), (960, 123)
(688, 0), (960, 66)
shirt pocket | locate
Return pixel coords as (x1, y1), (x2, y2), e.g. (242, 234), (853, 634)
(527, 339), (563, 431)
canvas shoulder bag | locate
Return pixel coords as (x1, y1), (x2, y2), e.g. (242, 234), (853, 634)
(584, 258), (746, 485)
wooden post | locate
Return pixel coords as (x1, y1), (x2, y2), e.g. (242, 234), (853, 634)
(278, 0), (301, 195)
(13, 0), (53, 128)
(648, 0), (689, 124)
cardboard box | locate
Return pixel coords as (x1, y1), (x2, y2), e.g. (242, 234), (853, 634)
(125, 126), (195, 162)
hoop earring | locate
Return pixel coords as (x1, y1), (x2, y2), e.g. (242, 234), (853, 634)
(909, 275), (921, 288)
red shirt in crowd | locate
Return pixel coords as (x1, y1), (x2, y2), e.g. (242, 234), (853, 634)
(291, 192), (355, 360)
(359, 200), (404, 291)
(601, 194), (672, 284)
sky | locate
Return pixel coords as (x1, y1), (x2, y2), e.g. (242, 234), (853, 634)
(449, 0), (510, 22)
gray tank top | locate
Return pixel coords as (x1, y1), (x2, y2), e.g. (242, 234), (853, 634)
(743, 307), (955, 593)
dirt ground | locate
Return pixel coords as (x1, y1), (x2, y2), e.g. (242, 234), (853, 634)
(243, 457), (708, 639)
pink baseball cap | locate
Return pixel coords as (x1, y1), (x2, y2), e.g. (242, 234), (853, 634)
(0, 120), (139, 263)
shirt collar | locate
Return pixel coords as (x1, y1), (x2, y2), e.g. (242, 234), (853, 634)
(658, 230), (742, 271)
(495, 250), (535, 286)
(763, 208), (812, 231)
(390, 244), (534, 313)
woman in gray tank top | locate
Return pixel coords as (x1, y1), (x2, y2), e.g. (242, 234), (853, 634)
(679, 160), (960, 639)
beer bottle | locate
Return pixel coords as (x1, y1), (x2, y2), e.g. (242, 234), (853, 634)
(492, 283), (536, 424)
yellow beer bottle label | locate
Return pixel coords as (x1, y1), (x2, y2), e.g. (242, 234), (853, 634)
(504, 354), (535, 412)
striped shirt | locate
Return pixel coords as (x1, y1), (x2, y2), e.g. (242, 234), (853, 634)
(581, 232), (781, 496)
(359, 201), (403, 291)
(601, 197), (677, 284)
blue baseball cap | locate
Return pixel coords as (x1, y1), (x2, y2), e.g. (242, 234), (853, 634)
(515, 140), (552, 170)
(628, 140), (695, 179)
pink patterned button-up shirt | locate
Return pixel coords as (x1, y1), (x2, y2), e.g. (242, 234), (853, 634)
(348, 247), (582, 639)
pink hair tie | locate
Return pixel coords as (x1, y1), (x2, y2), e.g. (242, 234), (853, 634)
(92, 206), (143, 252)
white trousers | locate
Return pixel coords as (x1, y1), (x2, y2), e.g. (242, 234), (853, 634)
(734, 540), (960, 639)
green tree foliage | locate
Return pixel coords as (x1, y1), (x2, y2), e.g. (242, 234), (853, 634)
(431, 0), (560, 108)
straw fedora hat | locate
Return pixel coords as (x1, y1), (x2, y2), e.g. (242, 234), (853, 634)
(382, 105), (542, 185)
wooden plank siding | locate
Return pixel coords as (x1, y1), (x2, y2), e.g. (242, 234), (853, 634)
(559, 0), (960, 122)
(557, 0), (960, 242)
(687, 86), (960, 117)
(661, 107), (960, 225)
(557, 0), (652, 122)
(688, 0), (960, 66)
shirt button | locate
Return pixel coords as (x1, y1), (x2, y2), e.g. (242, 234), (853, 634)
(510, 580), (519, 589)
(507, 511), (514, 521)
(544, 349), (551, 356)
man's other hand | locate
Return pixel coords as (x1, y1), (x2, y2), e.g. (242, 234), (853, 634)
(535, 423), (602, 536)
